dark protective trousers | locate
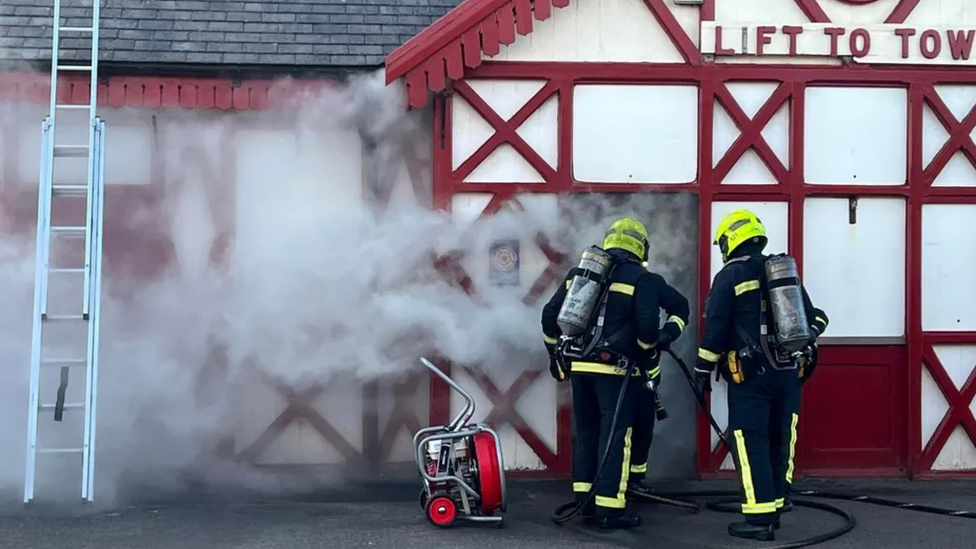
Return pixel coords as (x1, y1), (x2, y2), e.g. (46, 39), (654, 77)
(628, 391), (657, 482)
(726, 368), (801, 525)
(571, 372), (642, 517)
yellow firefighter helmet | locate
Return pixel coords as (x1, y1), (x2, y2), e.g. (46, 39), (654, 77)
(713, 209), (767, 262)
(603, 217), (649, 261)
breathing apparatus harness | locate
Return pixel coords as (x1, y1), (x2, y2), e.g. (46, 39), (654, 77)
(550, 348), (976, 549)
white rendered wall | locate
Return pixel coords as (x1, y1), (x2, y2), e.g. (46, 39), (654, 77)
(488, 0), (700, 63)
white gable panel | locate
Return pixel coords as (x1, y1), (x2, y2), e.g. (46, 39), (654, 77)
(489, 0), (685, 63)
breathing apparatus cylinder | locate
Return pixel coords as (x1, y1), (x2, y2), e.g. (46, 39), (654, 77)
(764, 254), (812, 353)
(556, 246), (614, 337)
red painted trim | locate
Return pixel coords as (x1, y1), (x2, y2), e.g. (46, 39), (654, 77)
(0, 72), (335, 110)
(700, 0), (715, 22)
(386, 0), (702, 108)
(906, 83), (925, 477)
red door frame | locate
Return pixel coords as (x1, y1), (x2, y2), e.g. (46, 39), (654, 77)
(426, 60), (976, 478)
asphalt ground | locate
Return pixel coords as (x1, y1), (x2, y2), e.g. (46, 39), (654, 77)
(1, 478), (974, 549)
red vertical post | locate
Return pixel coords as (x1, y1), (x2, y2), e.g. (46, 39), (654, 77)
(906, 82), (926, 477)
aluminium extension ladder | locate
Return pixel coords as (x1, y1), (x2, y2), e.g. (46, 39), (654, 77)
(23, 0), (107, 504)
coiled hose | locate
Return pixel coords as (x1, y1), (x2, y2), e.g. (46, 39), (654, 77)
(550, 349), (975, 549)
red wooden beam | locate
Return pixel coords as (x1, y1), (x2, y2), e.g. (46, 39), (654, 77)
(377, 375), (426, 463)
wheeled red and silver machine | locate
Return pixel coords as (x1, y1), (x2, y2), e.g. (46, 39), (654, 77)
(414, 357), (507, 528)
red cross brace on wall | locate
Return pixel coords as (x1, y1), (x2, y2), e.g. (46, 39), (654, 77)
(430, 193), (569, 471)
(922, 86), (976, 186)
(451, 80), (560, 185)
(714, 82), (792, 186)
(374, 374), (426, 463)
(918, 345), (976, 471)
(235, 376), (361, 465)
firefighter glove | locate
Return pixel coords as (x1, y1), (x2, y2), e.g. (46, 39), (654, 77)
(656, 330), (675, 352)
(693, 367), (712, 394)
(549, 355), (568, 382)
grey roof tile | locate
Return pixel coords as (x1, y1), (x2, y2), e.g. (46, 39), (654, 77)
(0, 0), (464, 68)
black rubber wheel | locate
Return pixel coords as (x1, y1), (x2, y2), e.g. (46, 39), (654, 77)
(419, 489), (429, 509)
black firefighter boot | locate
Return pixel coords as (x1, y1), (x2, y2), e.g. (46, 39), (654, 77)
(577, 494), (597, 526)
(728, 520), (776, 541)
(596, 510), (641, 530)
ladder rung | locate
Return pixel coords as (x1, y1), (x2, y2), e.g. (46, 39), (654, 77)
(41, 358), (87, 366)
(51, 226), (87, 233)
(49, 268), (85, 274)
(36, 448), (84, 455)
(40, 403), (84, 411)
(53, 145), (89, 158)
(59, 27), (93, 33)
(52, 184), (89, 196)
(43, 314), (87, 322)
(56, 104), (90, 110)
(56, 65), (93, 72)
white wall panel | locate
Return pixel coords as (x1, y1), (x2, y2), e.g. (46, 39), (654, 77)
(922, 204), (976, 331)
(803, 198), (906, 338)
(574, 84), (699, 183)
(490, 0), (685, 63)
(804, 87), (907, 185)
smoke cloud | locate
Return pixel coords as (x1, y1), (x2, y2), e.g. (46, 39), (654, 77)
(0, 69), (699, 507)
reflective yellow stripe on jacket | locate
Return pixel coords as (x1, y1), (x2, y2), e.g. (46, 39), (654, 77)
(571, 362), (642, 376)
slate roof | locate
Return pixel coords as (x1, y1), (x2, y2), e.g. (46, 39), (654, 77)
(0, 0), (464, 69)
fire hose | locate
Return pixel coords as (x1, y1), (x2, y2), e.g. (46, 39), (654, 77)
(550, 349), (976, 549)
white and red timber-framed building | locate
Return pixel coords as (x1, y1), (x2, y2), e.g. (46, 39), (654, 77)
(2, 0), (976, 485)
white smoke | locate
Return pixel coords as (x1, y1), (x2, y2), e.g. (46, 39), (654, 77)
(0, 69), (699, 506)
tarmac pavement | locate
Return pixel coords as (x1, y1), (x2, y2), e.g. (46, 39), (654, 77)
(1, 478), (974, 549)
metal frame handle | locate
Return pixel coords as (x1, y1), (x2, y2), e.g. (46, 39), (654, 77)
(419, 357), (475, 432)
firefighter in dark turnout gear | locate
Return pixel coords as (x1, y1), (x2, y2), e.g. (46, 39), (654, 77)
(693, 209), (828, 542)
(541, 217), (686, 530)
(627, 279), (690, 493)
